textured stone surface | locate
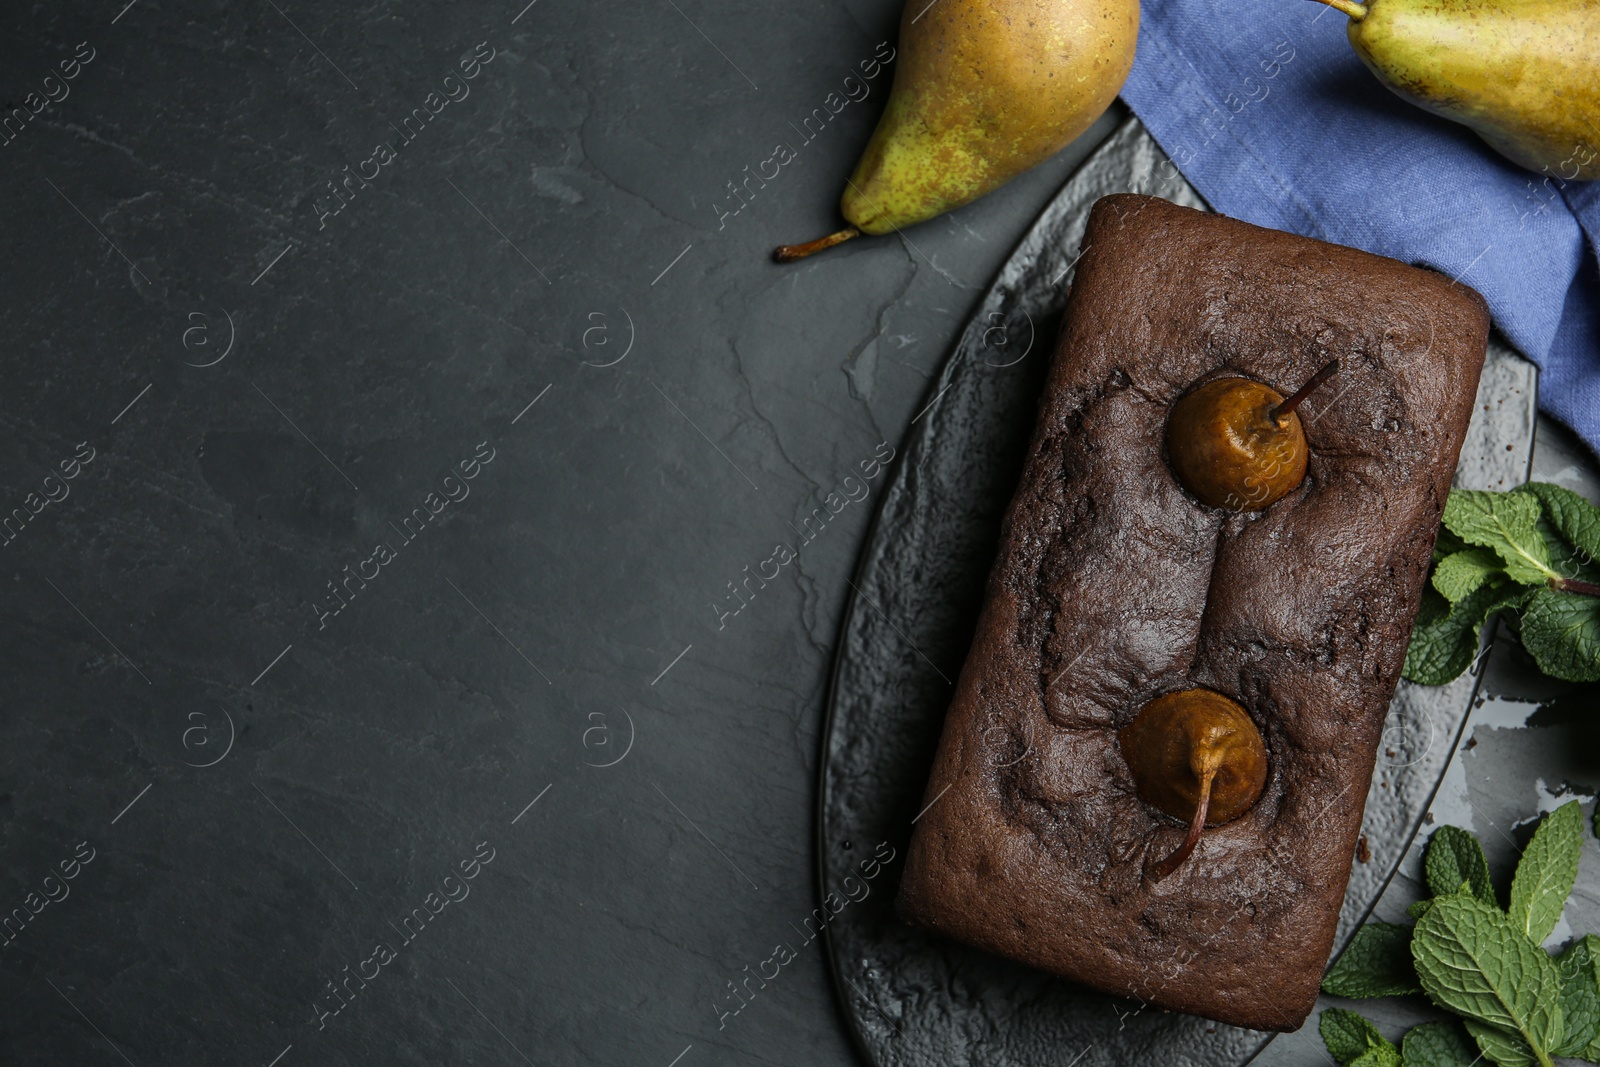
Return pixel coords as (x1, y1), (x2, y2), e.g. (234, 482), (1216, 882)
(0, 4), (1594, 1066)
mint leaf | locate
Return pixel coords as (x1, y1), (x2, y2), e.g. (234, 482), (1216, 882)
(1425, 824), (1497, 907)
(1523, 481), (1600, 564)
(1444, 489), (1559, 584)
(1348, 1047), (1402, 1067)
(1435, 525), (1467, 561)
(1434, 548), (1507, 604)
(1404, 580), (1532, 686)
(1464, 1018), (1539, 1067)
(1520, 588), (1600, 683)
(1412, 894), (1565, 1060)
(1409, 897), (1435, 920)
(1509, 801), (1584, 944)
(1401, 1020), (1480, 1067)
(1521, 483), (1600, 586)
(1320, 1008), (1399, 1066)
(1553, 934), (1600, 1058)
(1589, 935), (1600, 1063)
(1323, 922), (1421, 997)
(1587, 940), (1600, 1062)
(1405, 587), (1474, 685)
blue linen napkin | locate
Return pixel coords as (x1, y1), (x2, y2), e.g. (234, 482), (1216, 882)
(1119, 0), (1600, 458)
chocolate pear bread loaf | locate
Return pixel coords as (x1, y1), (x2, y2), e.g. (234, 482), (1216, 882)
(896, 195), (1491, 1032)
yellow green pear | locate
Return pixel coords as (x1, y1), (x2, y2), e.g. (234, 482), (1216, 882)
(1312, 0), (1600, 180)
(774, 0), (1137, 262)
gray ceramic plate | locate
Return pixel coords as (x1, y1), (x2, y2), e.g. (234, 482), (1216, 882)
(817, 115), (1538, 1067)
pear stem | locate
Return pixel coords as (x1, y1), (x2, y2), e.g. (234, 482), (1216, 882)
(1151, 766), (1214, 881)
(1306, 0), (1368, 19)
(1270, 359), (1341, 425)
(773, 227), (861, 263)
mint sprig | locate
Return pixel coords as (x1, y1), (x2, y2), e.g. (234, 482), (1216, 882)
(1405, 483), (1600, 685)
(1320, 801), (1598, 1067)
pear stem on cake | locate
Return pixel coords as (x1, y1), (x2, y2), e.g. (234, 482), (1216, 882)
(1150, 762), (1216, 881)
(773, 227), (861, 263)
(1307, 0), (1368, 20)
(1270, 359), (1341, 425)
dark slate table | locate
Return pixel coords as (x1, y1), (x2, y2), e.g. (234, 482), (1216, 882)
(1, 4), (1595, 1066)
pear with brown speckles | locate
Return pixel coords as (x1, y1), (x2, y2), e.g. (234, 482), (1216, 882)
(1310, 0), (1600, 179)
(774, 0), (1137, 262)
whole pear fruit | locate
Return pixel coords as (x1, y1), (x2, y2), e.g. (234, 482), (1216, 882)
(1314, 0), (1600, 180)
(774, 0), (1137, 261)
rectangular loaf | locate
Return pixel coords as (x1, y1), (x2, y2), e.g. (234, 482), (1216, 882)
(896, 194), (1490, 1031)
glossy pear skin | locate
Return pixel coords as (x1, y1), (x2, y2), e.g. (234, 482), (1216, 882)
(839, 0), (1137, 235)
(1118, 689), (1269, 829)
(1165, 378), (1308, 511)
(1345, 0), (1600, 179)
